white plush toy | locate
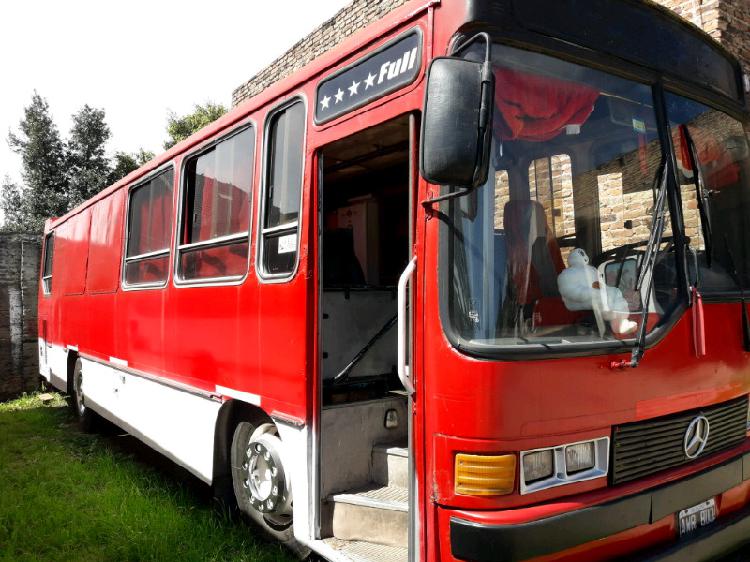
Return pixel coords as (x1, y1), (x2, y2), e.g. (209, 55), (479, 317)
(557, 248), (638, 335)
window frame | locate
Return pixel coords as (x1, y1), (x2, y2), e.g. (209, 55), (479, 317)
(41, 232), (54, 295)
(121, 162), (176, 291)
(256, 95), (308, 283)
(173, 121), (257, 288)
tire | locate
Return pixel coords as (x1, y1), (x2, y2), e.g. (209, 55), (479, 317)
(70, 358), (99, 432)
(231, 421), (310, 559)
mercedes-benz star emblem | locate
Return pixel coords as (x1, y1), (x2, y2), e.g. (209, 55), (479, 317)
(684, 415), (710, 459)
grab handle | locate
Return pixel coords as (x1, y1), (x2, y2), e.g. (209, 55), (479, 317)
(397, 257), (416, 395)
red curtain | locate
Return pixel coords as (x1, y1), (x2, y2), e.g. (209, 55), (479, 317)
(493, 68), (599, 142)
(199, 175), (215, 242)
(678, 124), (740, 190)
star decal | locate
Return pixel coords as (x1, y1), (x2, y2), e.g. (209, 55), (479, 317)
(320, 95), (331, 110)
(348, 80), (360, 96)
(334, 88), (345, 104)
(364, 72), (376, 90)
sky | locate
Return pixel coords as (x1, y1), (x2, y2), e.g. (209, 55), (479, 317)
(0, 0), (351, 189)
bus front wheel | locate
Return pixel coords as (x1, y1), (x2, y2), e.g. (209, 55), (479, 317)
(231, 421), (309, 558)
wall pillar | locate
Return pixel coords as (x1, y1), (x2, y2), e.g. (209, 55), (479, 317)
(0, 233), (41, 401)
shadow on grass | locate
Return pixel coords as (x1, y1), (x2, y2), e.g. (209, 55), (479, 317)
(95, 416), (216, 505)
(0, 398), (295, 562)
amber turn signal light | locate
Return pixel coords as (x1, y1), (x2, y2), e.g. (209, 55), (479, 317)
(455, 453), (516, 496)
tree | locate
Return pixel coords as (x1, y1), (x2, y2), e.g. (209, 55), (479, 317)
(1, 93), (160, 231)
(109, 148), (155, 184)
(0, 177), (26, 232)
(164, 102), (227, 150)
(66, 105), (111, 207)
(7, 92), (69, 231)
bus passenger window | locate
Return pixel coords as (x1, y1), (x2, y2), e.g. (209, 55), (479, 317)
(124, 168), (174, 287)
(259, 99), (305, 277)
(666, 94), (750, 293)
(178, 126), (254, 282)
(42, 232), (54, 294)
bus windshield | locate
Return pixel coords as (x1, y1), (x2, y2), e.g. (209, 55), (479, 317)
(442, 44), (684, 352)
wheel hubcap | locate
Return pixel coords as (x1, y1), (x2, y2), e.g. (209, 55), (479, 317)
(242, 434), (290, 517)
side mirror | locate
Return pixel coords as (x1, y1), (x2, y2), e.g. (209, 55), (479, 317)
(420, 57), (494, 188)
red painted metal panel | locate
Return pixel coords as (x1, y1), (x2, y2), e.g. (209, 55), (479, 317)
(86, 190), (124, 294)
(56, 209), (91, 296)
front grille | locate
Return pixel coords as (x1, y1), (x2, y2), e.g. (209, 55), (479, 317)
(611, 395), (748, 485)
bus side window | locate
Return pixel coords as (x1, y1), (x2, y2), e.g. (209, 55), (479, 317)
(666, 94), (750, 293)
(259, 99), (306, 277)
(42, 232), (54, 294)
(123, 167), (174, 287)
(177, 126), (255, 283)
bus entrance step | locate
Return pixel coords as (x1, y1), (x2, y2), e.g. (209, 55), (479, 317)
(372, 442), (408, 488)
(329, 484), (408, 548)
(322, 537), (407, 562)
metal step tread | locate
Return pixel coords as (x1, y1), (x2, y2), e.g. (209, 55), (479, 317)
(330, 483), (409, 512)
(372, 441), (408, 457)
(322, 538), (408, 562)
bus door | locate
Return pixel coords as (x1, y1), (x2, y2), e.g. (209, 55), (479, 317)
(315, 113), (418, 560)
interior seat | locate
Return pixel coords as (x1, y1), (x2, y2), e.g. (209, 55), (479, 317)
(503, 199), (579, 328)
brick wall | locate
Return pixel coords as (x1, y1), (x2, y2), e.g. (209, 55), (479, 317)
(655, 0), (750, 73)
(719, 0), (750, 73)
(0, 233), (40, 401)
(232, 1), (749, 108)
(232, 0), (408, 106)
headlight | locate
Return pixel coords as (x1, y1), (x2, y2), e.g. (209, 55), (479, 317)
(565, 442), (595, 474)
(522, 449), (554, 483)
(520, 437), (609, 495)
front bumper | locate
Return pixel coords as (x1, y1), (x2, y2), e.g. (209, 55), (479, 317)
(637, 503), (750, 561)
(449, 453), (750, 561)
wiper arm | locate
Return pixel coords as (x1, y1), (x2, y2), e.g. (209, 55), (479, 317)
(613, 161), (669, 369)
(635, 161), (669, 291)
(681, 125), (713, 266)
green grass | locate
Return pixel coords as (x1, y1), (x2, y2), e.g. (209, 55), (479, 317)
(0, 393), (294, 562)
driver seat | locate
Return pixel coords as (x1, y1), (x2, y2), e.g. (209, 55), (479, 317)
(503, 199), (577, 328)
(504, 199), (565, 304)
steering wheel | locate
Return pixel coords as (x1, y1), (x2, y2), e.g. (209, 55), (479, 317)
(592, 236), (675, 267)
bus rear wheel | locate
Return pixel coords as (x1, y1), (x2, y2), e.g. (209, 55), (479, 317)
(231, 421), (309, 558)
(70, 358), (99, 432)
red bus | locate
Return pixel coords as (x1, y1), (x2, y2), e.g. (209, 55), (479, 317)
(38, 0), (750, 560)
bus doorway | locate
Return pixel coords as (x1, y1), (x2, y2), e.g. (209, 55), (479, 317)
(317, 115), (413, 560)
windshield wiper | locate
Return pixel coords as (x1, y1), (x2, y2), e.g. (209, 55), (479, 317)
(613, 161), (669, 369)
(681, 125), (713, 266)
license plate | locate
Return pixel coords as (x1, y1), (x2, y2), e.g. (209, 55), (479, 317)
(678, 498), (717, 537)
